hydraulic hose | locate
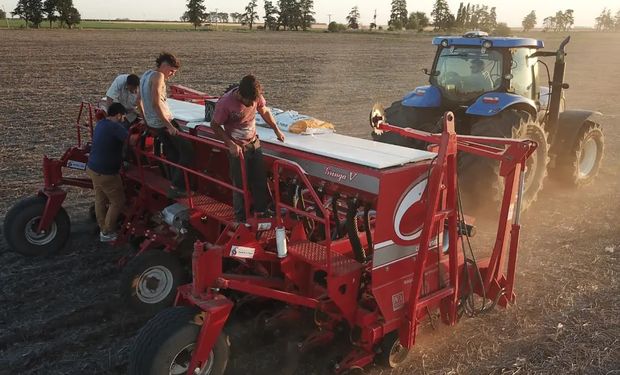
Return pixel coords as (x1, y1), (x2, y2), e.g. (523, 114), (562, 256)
(346, 199), (366, 262)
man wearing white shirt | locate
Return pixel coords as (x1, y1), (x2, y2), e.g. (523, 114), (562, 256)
(105, 74), (140, 124)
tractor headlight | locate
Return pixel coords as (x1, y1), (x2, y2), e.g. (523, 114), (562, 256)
(441, 39), (449, 47)
(482, 40), (493, 49)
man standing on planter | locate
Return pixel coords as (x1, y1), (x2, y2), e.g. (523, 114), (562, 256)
(211, 75), (286, 223)
(86, 103), (129, 242)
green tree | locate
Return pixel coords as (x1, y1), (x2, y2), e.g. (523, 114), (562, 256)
(0, 8), (6, 19)
(63, 5), (79, 28)
(389, 0), (408, 30)
(299, 0), (314, 31)
(56, 0), (80, 28)
(42, 0), (58, 28)
(522, 10), (536, 32)
(406, 11), (429, 30)
(454, 2), (465, 28)
(594, 8), (614, 31)
(431, 0), (453, 30)
(184, 0), (207, 29)
(13, 0), (44, 28)
(229, 12), (241, 23)
(277, 0), (301, 30)
(346, 6), (360, 29)
(263, 0), (278, 30)
(616, 10), (620, 31)
(542, 15), (556, 31)
(241, 0), (259, 29)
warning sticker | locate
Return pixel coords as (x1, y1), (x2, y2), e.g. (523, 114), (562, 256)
(230, 246), (255, 259)
(392, 291), (405, 311)
(67, 160), (87, 170)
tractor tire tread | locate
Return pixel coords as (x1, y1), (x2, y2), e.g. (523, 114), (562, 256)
(129, 306), (229, 375)
(549, 121), (604, 187)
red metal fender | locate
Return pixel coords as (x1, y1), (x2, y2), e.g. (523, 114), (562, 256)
(187, 296), (234, 375)
(37, 188), (68, 232)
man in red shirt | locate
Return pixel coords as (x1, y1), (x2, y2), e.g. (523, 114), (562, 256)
(211, 75), (285, 222)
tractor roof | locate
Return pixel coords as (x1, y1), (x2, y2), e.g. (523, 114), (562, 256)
(432, 33), (544, 49)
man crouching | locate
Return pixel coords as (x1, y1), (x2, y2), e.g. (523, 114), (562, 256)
(211, 75), (285, 223)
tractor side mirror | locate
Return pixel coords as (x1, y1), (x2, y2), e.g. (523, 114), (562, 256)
(422, 68), (430, 75)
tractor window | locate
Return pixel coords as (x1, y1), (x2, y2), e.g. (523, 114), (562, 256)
(510, 48), (536, 99)
(431, 47), (503, 103)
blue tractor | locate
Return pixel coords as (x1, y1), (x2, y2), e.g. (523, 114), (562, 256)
(371, 32), (604, 210)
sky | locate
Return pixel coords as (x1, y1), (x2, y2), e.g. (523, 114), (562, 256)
(1, 0), (617, 27)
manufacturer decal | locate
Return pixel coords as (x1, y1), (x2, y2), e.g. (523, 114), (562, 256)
(393, 179), (427, 241)
(230, 246), (255, 259)
(392, 292), (405, 311)
(67, 160), (86, 170)
(324, 167), (358, 182)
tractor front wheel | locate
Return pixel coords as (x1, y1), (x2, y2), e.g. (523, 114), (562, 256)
(3, 196), (71, 256)
(459, 110), (549, 212)
(550, 121), (604, 186)
(129, 306), (230, 375)
(120, 249), (186, 314)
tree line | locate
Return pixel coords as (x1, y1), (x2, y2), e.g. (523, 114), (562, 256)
(521, 8), (620, 32)
(183, 0), (315, 31)
(10, 0), (81, 28)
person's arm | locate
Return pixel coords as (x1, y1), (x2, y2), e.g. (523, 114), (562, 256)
(135, 90), (144, 118)
(105, 76), (122, 108)
(113, 121), (130, 142)
(150, 72), (177, 135)
(211, 118), (242, 157)
(257, 103), (285, 142)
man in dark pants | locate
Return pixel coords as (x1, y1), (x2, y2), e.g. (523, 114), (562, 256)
(139, 52), (193, 198)
(211, 75), (285, 222)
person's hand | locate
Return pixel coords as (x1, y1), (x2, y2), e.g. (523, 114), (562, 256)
(275, 129), (285, 142)
(228, 142), (242, 157)
(167, 125), (178, 136)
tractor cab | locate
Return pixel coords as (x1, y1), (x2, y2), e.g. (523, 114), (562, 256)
(406, 32), (545, 110)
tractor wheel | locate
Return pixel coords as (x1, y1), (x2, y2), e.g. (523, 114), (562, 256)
(3, 196), (71, 256)
(120, 250), (187, 315)
(376, 331), (410, 368)
(550, 121), (604, 186)
(129, 306), (230, 375)
(373, 100), (440, 149)
(459, 110), (549, 212)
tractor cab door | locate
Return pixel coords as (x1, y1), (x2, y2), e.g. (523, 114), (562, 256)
(508, 48), (539, 105)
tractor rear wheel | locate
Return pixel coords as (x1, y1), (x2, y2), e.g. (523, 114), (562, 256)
(550, 121), (604, 186)
(129, 306), (230, 375)
(120, 249), (187, 315)
(459, 110), (549, 212)
(374, 100), (440, 149)
(3, 196), (71, 256)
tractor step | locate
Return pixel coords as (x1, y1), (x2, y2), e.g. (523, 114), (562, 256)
(288, 241), (362, 276)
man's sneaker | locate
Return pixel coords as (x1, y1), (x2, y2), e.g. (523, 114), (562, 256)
(167, 187), (188, 199)
(100, 232), (118, 243)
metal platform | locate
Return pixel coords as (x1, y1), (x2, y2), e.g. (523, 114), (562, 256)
(287, 241), (362, 276)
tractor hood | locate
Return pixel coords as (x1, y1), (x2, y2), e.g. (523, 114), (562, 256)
(401, 85), (442, 108)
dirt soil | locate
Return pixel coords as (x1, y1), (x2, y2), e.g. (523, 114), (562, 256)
(0, 30), (618, 375)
